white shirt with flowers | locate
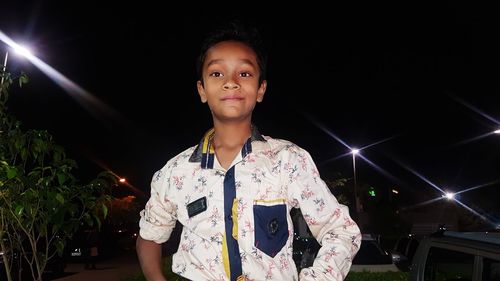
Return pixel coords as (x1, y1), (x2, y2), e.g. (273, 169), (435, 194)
(139, 130), (361, 281)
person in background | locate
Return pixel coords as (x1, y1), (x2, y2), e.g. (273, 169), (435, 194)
(84, 228), (99, 270)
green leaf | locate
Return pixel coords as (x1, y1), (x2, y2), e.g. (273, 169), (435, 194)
(57, 173), (67, 185)
(52, 224), (60, 235)
(19, 72), (29, 87)
(55, 240), (65, 257)
(94, 216), (101, 230)
(7, 167), (17, 179)
(83, 213), (93, 226)
(21, 148), (28, 161)
(55, 193), (64, 204)
(102, 204), (108, 218)
(15, 205), (24, 216)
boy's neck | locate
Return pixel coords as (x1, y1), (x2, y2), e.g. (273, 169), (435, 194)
(212, 120), (252, 149)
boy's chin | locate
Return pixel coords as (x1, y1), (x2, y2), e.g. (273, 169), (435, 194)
(213, 113), (253, 123)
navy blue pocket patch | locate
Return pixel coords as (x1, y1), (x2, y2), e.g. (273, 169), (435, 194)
(253, 204), (288, 257)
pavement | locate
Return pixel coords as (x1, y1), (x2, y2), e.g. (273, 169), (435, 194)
(48, 249), (142, 281)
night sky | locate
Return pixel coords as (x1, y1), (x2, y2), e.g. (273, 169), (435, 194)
(2, 2), (499, 219)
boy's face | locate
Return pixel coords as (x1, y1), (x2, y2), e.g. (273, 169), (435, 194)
(197, 41), (267, 123)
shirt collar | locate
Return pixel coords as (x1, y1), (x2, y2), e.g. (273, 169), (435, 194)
(189, 125), (267, 169)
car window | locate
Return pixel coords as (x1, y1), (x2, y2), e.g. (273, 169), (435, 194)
(353, 240), (391, 265)
(483, 258), (500, 281)
(407, 239), (420, 259)
(396, 237), (409, 253)
(424, 247), (474, 281)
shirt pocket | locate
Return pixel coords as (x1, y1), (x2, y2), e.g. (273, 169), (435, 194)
(253, 199), (288, 258)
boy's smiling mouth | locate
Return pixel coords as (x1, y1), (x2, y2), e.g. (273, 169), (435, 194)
(221, 94), (244, 101)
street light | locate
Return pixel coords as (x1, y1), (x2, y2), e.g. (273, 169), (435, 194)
(351, 148), (362, 213)
(494, 129), (500, 134)
(443, 192), (455, 200)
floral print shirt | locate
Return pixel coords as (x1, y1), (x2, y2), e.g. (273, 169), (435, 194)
(139, 126), (361, 281)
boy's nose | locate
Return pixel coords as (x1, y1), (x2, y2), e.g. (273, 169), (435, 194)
(223, 81), (240, 90)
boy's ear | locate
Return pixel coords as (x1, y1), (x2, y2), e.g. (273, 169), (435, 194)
(197, 80), (208, 103)
(257, 80), (267, 103)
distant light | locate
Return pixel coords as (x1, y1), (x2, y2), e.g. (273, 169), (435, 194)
(119, 178), (126, 183)
(351, 149), (360, 155)
(444, 192), (455, 200)
(392, 189), (399, 194)
(368, 187), (376, 197)
(494, 129), (500, 134)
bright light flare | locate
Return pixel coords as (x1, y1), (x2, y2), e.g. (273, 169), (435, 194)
(0, 30), (128, 128)
(455, 180), (499, 195)
(392, 158), (446, 194)
(454, 200), (497, 227)
(448, 95), (500, 146)
(358, 154), (405, 187)
(119, 178), (126, 183)
(12, 45), (32, 58)
(452, 131), (500, 147)
(351, 149), (360, 155)
(402, 197), (443, 211)
(444, 192), (455, 200)
(450, 95), (500, 126)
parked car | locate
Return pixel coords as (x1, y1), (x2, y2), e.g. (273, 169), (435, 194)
(292, 234), (321, 270)
(292, 232), (400, 272)
(350, 233), (399, 272)
(410, 230), (500, 281)
(391, 234), (421, 271)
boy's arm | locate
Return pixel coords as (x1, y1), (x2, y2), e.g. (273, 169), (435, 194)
(136, 236), (167, 281)
(286, 148), (361, 281)
(137, 167), (178, 280)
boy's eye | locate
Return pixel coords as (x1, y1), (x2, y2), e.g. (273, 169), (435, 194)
(209, 72), (223, 77)
(240, 72), (252, 77)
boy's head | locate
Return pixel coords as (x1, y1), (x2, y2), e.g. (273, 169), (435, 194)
(196, 21), (267, 85)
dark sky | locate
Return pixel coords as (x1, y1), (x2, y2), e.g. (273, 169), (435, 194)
(2, 2), (499, 219)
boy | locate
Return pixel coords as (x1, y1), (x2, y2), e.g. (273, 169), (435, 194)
(136, 22), (361, 281)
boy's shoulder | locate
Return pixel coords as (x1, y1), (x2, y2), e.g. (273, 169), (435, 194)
(261, 135), (311, 156)
(158, 145), (198, 172)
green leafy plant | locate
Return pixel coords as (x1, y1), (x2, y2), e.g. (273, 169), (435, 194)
(0, 72), (114, 281)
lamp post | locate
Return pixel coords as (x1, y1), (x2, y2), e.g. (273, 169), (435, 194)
(0, 43), (31, 98)
(351, 148), (362, 213)
(0, 51), (8, 93)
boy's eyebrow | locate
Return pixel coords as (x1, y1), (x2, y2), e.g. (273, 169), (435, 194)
(206, 59), (256, 68)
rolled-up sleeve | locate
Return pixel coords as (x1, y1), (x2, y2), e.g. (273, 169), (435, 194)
(139, 165), (178, 244)
(285, 148), (361, 281)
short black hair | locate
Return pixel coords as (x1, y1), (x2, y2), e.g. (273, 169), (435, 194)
(196, 20), (267, 84)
